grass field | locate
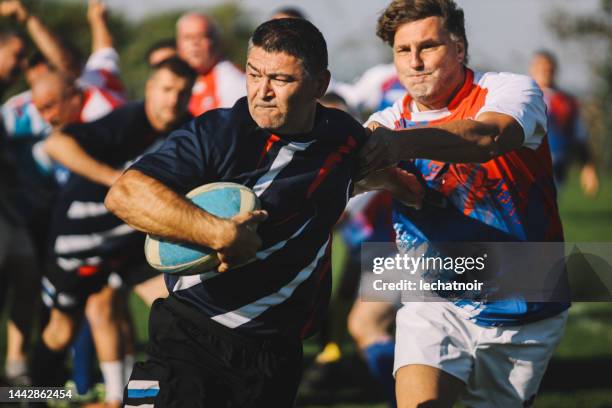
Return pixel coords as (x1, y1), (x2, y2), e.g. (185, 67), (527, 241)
(2, 168), (612, 407)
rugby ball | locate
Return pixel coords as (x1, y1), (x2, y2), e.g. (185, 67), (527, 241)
(144, 182), (260, 275)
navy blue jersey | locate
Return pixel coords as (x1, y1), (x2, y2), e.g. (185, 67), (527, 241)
(131, 97), (366, 338)
(49, 103), (191, 270)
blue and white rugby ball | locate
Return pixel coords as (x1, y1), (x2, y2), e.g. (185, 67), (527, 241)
(144, 182), (260, 275)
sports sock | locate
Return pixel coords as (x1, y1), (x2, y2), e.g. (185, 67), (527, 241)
(363, 339), (397, 408)
(5, 359), (27, 379)
(100, 360), (124, 403)
(71, 322), (95, 395)
(123, 354), (135, 384)
(29, 341), (68, 387)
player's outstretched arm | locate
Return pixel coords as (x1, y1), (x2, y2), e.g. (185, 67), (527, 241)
(0, 0), (79, 76)
(358, 112), (524, 177)
(44, 131), (121, 187)
(87, 0), (113, 52)
(106, 170), (268, 272)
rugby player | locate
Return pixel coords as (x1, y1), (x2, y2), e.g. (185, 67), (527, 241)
(107, 18), (379, 407)
(176, 12), (245, 116)
(31, 57), (195, 407)
(358, 1), (568, 407)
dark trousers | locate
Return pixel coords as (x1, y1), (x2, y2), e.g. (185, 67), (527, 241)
(124, 296), (304, 407)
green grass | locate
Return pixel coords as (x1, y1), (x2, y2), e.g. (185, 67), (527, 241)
(1, 169), (611, 407)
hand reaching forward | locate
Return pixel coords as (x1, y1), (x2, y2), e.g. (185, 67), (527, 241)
(215, 210), (268, 273)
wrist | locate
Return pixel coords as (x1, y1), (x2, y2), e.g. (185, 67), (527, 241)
(207, 217), (235, 252)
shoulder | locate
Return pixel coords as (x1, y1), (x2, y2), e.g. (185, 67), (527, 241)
(476, 71), (541, 94)
(365, 96), (405, 129)
(2, 90), (32, 110)
(319, 106), (367, 147)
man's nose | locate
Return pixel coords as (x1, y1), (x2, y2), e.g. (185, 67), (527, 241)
(258, 78), (274, 99)
(410, 51), (424, 70)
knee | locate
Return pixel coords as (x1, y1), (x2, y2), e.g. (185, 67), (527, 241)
(85, 292), (114, 328)
(43, 312), (76, 351)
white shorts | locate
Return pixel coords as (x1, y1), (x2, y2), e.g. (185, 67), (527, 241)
(394, 301), (568, 407)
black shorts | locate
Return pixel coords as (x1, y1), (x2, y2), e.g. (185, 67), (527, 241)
(42, 243), (159, 312)
(124, 296), (304, 408)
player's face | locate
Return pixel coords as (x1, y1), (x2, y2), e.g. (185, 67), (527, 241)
(530, 55), (555, 90)
(177, 16), (218, 74)
(246, 46), (329, 135)
(0, 37), (26, 85)
(32, 86), (81, 128)
(145, 69), (192, 131)
(393, 16), (466, 110)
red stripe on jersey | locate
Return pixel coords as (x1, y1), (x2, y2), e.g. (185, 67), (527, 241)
(98, 69), (126, 94)
(306, 135), (357, 198)
(257, 133), (281, 168)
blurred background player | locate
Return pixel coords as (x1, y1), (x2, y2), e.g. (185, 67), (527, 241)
(176, 11), (245, 116)
(0, 25), (37, 387)
(529, 49), (599, 196)
(31, 57), (195, 407)
(1, 0), (126, 396)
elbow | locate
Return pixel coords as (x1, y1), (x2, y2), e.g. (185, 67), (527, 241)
(105, 176), (128, 217)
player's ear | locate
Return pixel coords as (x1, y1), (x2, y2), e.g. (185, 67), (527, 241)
(314, 69), (331, 99)
(455, 40), (466, 64)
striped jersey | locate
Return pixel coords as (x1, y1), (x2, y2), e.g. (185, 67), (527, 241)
(188, 60), (246, 116)
(49, 103), (184, 273)
(367, 68), (568, 326)
(131, 97), (366, 338)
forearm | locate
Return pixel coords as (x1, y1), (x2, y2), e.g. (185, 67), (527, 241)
(26, 15), (78, 75)
(89, 15), (113, 52)
(390, 119), (501, 163)
(44, 132), (118, 187)
(105, 170), (227, 250)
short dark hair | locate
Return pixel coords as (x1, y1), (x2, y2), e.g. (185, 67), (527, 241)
(249, 18), (328, 77)
(377, 0), (469, 63)
(151, 56), (197, 83)
(146, 38), (176, 62)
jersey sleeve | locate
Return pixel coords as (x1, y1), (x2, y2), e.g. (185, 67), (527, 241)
(129, 118), (218, 194)
(476, 72), (547, 150)
(82, 47), (120, 74)
(364, 97), (403, 129)
(79, 48), (125, 96)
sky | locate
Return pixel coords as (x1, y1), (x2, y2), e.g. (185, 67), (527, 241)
(103, 0), (605, 94)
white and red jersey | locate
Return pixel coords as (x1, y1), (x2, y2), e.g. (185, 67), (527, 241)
(188, 60), (246, 116)
(76, 47), (126, 123)
(1, 47), (126, 139)
(368, 68), (566, 326)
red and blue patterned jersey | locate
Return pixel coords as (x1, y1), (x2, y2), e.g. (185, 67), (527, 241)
(367, 69), (568, 326)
